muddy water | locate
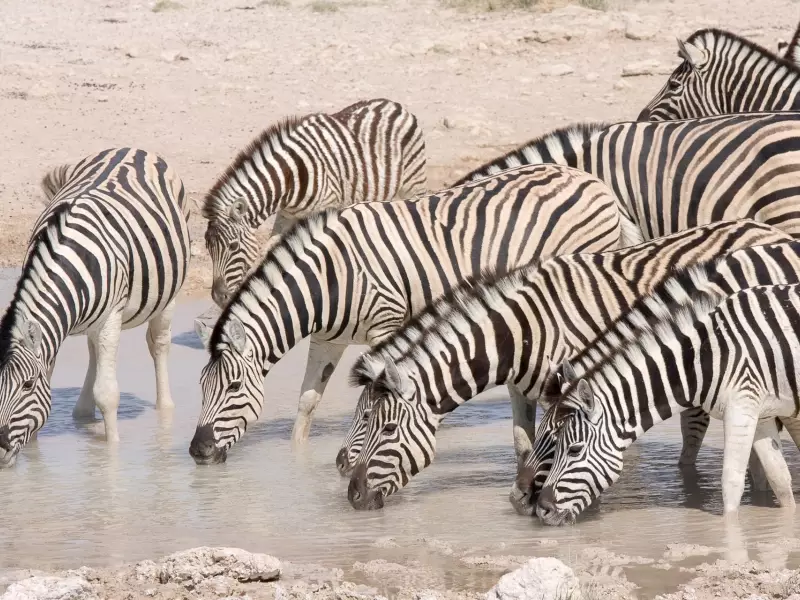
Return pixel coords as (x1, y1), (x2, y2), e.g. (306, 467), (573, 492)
(0, 269), (799, 597)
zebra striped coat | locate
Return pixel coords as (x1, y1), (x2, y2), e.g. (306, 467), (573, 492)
(202, 98), (427, 307)
(535, 280), (800, 523)
(188, 164), (637, 464)
(0, 148), (190, 466)
(638, 28), (800, 121)
(343, 221), (794, 510)
(518, 242), (800, 522)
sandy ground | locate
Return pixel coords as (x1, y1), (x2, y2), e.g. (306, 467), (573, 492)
(1, 0), (799, 298)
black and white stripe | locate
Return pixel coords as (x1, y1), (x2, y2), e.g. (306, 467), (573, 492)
(638, 28), (800, 121)
(535, 278), (800, 523)
(202, 98), (427, 307)
(0, 148), (191, 467)
(187, 164), (637, 463)
(343, 221), (795, 509)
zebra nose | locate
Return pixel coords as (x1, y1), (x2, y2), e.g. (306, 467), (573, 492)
(347, 463), (383, 510)
(536, 485), (557, 515)
(211, 279), (231, 307)
(0, 425), (11, 452)
(189, 425), (225, 464)
(336, 448), (352, 477)
(636, 107), (651, 121)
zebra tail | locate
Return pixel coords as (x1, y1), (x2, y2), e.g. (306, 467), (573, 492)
(40, 164), (75, 204)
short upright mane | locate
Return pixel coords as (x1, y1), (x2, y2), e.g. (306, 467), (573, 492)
(453, 122), (607, 186)
(688, 28), (800, 72)
(0, 203), (72, 365)
(202, 116), (307, 220)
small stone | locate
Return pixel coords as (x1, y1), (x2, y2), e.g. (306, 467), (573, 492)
(225, 51), (240, 62)
(613, 79), (632, 90)
(486, 558), (580, 600)
(624, 19), (656, 41)
(161, 50), (189, 62)
(478, 42), (488, 51)
(621, 59), (661, 77)
(526, 25), (570, 44)
(125, 47), (139, 58)
(540, 64), (574, 77)
(585, 72), (600, 82)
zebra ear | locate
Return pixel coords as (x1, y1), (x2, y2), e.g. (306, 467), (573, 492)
(19, 318), (42, 356)
(228, 199), (248, 222)
(677, 38), (706, 69)
(559, 360), (578, 384)
(224, 317), (247, 355)
(194, 319), (212, 349)
(383, 359), (413, 399)
(574, 379), (602, 425)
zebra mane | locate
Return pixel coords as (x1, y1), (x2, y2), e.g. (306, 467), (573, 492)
(348, 266), (521, 387)
(687, 28), (800, 72)
(785, 21), (800, 65)
(452, 122), (607, 186)
(207, 207), (340, 356)
(554, 261), (730, 411)
(40, 163), (75, 203)
(0, 203), (72, 366)
(202, 115), (307, 221)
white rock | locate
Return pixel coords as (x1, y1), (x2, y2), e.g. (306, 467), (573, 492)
(624, 17), (656, 40)
(485, 557), (581, 600)
(613, 79), (632, 90)
(585, 72), (600, 82)
(477, 42), (488, 51)
(161, 50), (189, 62)
(621, 59), (661, 77)
(142, 547), (281, 587)
(0, 576), (96, 600)
(540, 64), (574, 77)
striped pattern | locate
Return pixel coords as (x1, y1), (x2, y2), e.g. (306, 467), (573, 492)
(202, 98), (427, 306)
(638, 28), (800, 121)
(343, 221), (794, 509)
(187, 164), (636, 464)
(526, 251), (800, 523)
(0, 148), (190, 466)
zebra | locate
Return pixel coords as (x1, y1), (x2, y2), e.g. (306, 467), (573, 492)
(201, 98), (427, 308)
(534, 279), (800, 524)
(517, 244), (800, 521)
(188, 164), (638, 462)
(450, 111), (800, 464)
(0, 148), (191, 467)
(343, 222), (797, 510)
(637, 28), (800, 121)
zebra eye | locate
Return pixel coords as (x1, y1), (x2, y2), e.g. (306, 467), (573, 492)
(227, 381), (242, 393)
(228, 240), (240, 251)
(362, 410), (371, 422)
(21, 378), (35, 391)
(382, 422), (398, 436)
(567, 443), (585, 458)
(668, 80), (682, 91)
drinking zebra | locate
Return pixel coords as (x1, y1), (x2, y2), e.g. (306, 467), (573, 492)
(0, 148), (191, 467)
(638, 28), (800, 121)
(201, 98), (427, 308)
(188, 164), (637, 461)
(535, 280), (800, 523)
(451, 111), (800, 463)
(344, 223), (798, 510)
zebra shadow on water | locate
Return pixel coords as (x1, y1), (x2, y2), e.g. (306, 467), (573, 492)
(38, 386), (149, 438)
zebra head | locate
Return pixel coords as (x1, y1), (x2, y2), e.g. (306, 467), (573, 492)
(190, 315), (263, 465)
(0, 316), (50, 468)
(536, 378), (622, 526)
(637, 37), (718, 121)
(509, 359), (572, 516)
(336, 383), (375, 477)
(204, 200), (261, 307)
(347, 360), (441, 510)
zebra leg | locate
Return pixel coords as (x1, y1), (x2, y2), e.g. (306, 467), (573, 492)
(750, 417), (795, 508)
(778, 416), (800, 450)
(147, 299), (176, 410)
(91, 310), (123, 443)
(73, 336), (98, 420)
(721, 398), (761, 515)
(508, 384), (536, 461)
(747, 451), (770, 492)
(678, 407), (710, 465)
(291, 339), (347, 445)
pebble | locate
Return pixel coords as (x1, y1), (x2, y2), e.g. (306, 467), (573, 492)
(124, 47), (139, 58)
(613, 79), (632, 90)
(625, 20), (656, 41)
(621, 59), (661, 77)
(539, 64), (574, 77)
(585, 72), (600, 82)
(161, 50), (189, 62)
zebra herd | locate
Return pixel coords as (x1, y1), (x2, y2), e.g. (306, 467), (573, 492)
(5, 23), (800, 526)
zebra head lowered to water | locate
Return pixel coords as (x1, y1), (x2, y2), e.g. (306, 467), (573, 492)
(188, 164), (634, 462)
(201, 99), (427, 308)
(536, 279), (800, 525)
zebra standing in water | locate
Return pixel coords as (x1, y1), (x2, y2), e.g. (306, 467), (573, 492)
(638, 28), (800, 120)
(453, 111), (800, 463)
(201, 98), (427, 309)
(0, 148), (190, 466)
(189, 164), (637, 462)
(534, 280), (800, 523)
(344, 225), (800, 510)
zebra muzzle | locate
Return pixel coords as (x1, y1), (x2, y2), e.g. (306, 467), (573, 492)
(347, 464), (384, 510)
(335, 448), (354, 477)
(189, 425), (228, 465)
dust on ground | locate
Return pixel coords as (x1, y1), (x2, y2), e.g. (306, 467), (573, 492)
(1, 0), (798, 298)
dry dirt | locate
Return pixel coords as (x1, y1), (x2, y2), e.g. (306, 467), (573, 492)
(1, 0), (798, 299)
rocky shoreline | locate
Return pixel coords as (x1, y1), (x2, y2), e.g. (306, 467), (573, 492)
(3, 544), (800, 600)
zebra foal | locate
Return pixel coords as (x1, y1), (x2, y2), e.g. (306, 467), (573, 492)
(0, 148), (190, 466)
(535, 280), (800, 524)
(189, 164), (637, 462)
(343, 222), (796, 510)
(201, 98), (427, 308)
